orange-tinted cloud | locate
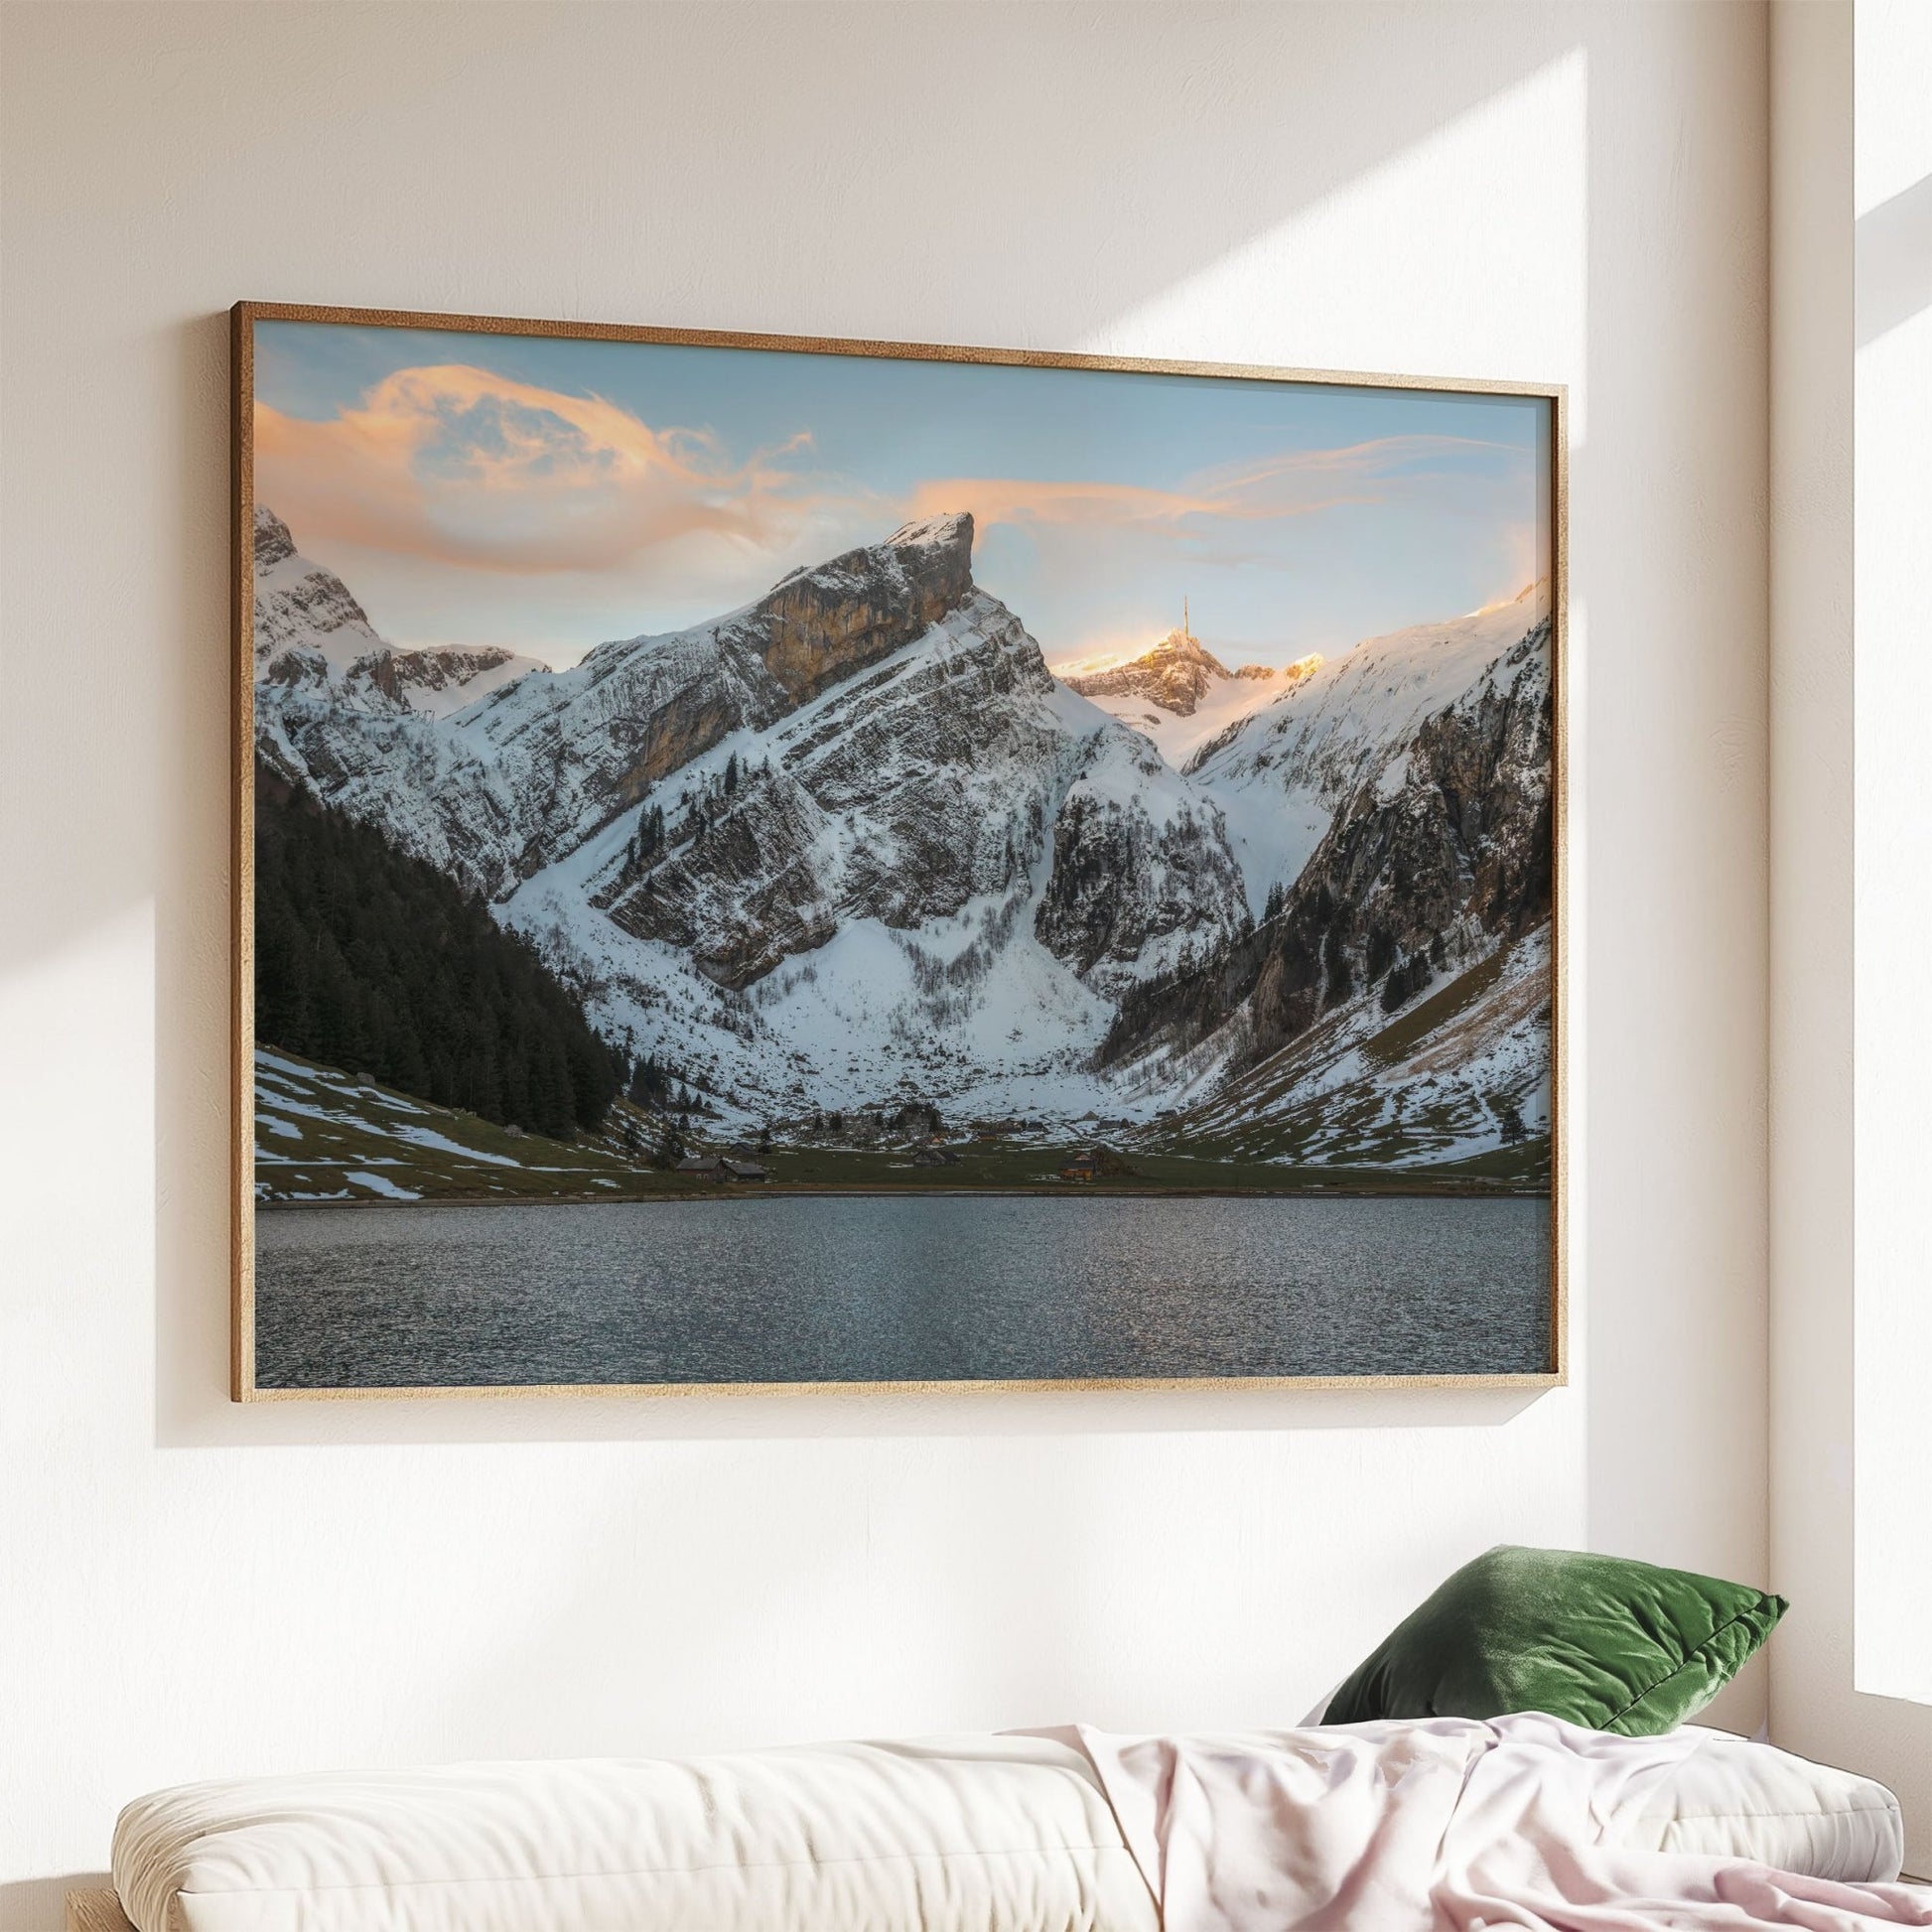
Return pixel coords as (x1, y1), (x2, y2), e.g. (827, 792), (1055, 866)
(907, 434), (1516, 536)
(256, 364), (835, 575)
(259, 371), (1528, 609)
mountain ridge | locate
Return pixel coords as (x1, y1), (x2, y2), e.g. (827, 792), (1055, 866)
(252, 507), (1553, 1163)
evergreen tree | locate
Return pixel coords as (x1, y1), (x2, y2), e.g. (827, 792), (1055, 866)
(628, 801), (665, 875)
(627, 1055), (668, 1108)
(724, 753), (740, 795)
(652, 1116), (687, 1170)
(254, 769), (619, 1135)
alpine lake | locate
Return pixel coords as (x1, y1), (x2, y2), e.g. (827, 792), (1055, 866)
(254, 1172), (1552, 1389)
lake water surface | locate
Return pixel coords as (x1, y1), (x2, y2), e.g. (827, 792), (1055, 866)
(254, 1193), (1551, 1388)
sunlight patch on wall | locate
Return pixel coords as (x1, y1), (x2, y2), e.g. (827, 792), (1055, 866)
(1076, 50), (1588, 445)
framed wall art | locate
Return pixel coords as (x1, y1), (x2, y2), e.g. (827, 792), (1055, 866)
(230, 302), (1565, 1398)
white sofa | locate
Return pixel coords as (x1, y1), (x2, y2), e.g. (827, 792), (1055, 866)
(73, 1725), (1905, 1932)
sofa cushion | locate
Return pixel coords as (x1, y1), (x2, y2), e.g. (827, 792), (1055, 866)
(111, 1734), (1160, 1932)
(1593, 1725), (1905, 1883)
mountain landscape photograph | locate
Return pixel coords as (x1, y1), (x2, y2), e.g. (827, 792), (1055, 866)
(239, 311), (1559, 1392)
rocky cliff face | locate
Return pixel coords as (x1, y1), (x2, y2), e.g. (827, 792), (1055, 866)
(1099, 613), (1553, 1084)
(1034, 731), (1251, 991)
(757, 514), (976, 703)
(595, 593), (1063, 987)
(589, 594), (1247, 995)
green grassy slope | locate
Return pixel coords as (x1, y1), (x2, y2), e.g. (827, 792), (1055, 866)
(254, 1047), (664, 1202)
(255, 1046), (1541, 1203)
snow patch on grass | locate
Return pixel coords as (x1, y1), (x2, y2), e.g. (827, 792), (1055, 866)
(388, 1124), (523, 1168)
(345, 1171), (422, 1200)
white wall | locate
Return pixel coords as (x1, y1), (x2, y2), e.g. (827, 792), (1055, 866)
(1769, 0), (1932, 1870)
(0, 6), (1773, 1924)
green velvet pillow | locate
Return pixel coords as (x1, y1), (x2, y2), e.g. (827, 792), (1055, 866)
(1325, 1545), (1787, 1735)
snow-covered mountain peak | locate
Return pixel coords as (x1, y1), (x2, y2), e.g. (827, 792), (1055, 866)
(1472, 577), (1547, 619)
(884, 510), (974, 558)
(1196, 583), (1551, 776)
(1062, 626), (1230, 716)
(1058, 625), (1325, 773)
(1182, 586), (1552, 915)
(251, 500), (400, 709)
(252, 503), (552, 721)
(1235, 652), (1324, 685)
(257, 506), (1004, 901)
(768, 509), (973, 601)
(253, 503), (297, 570)
(390, 645), (550, 720)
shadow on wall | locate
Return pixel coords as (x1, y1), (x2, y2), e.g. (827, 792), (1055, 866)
(126, 3), (1599, 1454)
(1857, 171), (1932, 346)
(161, 1379), (1552, 1449)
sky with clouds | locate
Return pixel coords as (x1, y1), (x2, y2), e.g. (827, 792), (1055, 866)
(254, 320), (1551, 672)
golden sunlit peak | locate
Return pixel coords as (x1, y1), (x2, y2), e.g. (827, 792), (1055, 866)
(1149, 598), (1200, 651)
(1464, 579), (1546, 619)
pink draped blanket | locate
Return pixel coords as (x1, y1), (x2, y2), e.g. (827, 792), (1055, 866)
(1031, 1714), (1931, 1930)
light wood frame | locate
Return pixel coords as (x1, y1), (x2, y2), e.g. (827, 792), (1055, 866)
(66, 1890), (135, 1932)
(229, 301), (1569, 1403)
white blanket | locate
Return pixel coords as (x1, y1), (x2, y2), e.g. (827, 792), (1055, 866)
(1035, 1714), (1932, 1930)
